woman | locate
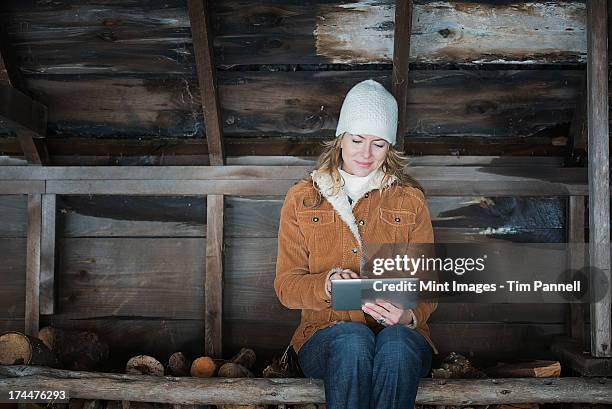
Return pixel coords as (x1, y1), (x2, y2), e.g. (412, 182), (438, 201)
(274, 79), (437, 409)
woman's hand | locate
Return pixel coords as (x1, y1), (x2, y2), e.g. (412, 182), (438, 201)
(362, 301), (414, 327)
(325, 268), (361, 295)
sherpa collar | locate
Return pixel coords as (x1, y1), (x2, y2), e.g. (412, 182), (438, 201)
(310, 167), (397, 262)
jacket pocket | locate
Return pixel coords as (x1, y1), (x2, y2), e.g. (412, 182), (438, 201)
(297, 210), (336, 227)
(379, 208), (416, 226)
(297, 210), (337, 257)
(379, 208), (416, 242)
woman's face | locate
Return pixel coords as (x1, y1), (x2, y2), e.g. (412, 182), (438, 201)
(340, 133), (389, 176)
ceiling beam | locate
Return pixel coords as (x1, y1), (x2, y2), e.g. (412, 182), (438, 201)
(392, 0), (413, 153)
(188, 0), (225, 166)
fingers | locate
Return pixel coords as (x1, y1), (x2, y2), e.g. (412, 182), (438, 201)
(362, 301), (402, 326)
(375, 300), (402, 315)
(327, 269), (360, 294)
(330, 269), (361, 280)
(343, 269), (361, 279)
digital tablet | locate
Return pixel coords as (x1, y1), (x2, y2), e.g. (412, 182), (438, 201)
(331, 278), (419, 311)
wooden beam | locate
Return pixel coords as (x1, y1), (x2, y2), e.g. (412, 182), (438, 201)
(0, 181), (45, 194)
(1, 366), (611, 405)
(205, 194), (223, 358)
(567, 196), (586, 345)
(392, 0), (413, 152)
(552, 337), (612, 376)
(586, 0), (611, 358)
(0, 31), (49, 165)
(0, 136), (570, 159)
(0, 166), (310, 180)
(188, 0), (225, 166)
(0, 165), (596, 196)
(0, 85), (49, 165)
(17, 130), (50, 166)
(40, 194), (56, 315)
(25, 194), (42, 337)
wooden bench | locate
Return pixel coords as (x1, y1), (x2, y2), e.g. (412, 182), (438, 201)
(1, 366), (611, 406)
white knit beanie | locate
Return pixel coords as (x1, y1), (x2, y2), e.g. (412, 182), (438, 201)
(335, 79), (398, 145)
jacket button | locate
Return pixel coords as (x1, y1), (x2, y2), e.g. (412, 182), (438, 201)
(312, 216), (319, 222)
(358, 219), (365, 226)
(352, 247), (358, 253)
(395, 217), (401, 223)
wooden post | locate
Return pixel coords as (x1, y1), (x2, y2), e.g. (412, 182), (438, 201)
(205, 194), (224, 358)
(567, 196), (585, 345)
(188, 0), (226, 359)
(25, 194), (42, 336)
(586, 0), (611, 357)
(188, 0), (225, 166)
(391, 0), (413, 153)
(40, 194), (56, 315)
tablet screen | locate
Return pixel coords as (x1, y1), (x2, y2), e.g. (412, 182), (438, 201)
(331, 278), (419, 310)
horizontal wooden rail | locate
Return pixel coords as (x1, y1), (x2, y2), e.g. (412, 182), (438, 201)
(0, 181), (46, 194)
(0, 366), (610, 405)
(0, 165), (592, 196)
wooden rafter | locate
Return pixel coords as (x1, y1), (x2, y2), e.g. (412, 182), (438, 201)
(0, 85), (50, 164)
(188, 0), (224, 166)
(391, 0), (413, 152)
(0, 30), (49, 165)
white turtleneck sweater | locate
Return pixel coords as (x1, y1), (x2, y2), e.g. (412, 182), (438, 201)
(338, 167), (379, 204)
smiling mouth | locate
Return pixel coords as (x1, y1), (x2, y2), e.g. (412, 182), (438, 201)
(356, 161), (373, 167)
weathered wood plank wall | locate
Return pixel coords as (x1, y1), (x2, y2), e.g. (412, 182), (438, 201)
(0, 0), (595, 156)
(0, 192), (577, 369)
(0, 0), (589, 73)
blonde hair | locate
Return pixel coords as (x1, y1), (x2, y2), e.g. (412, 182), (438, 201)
(306, 133), (423, 206)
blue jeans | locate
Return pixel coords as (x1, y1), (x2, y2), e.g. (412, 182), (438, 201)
(298, 322), (432, 409)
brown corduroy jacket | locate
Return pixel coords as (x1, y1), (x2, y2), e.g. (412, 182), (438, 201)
(274, 169), (438, 354)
